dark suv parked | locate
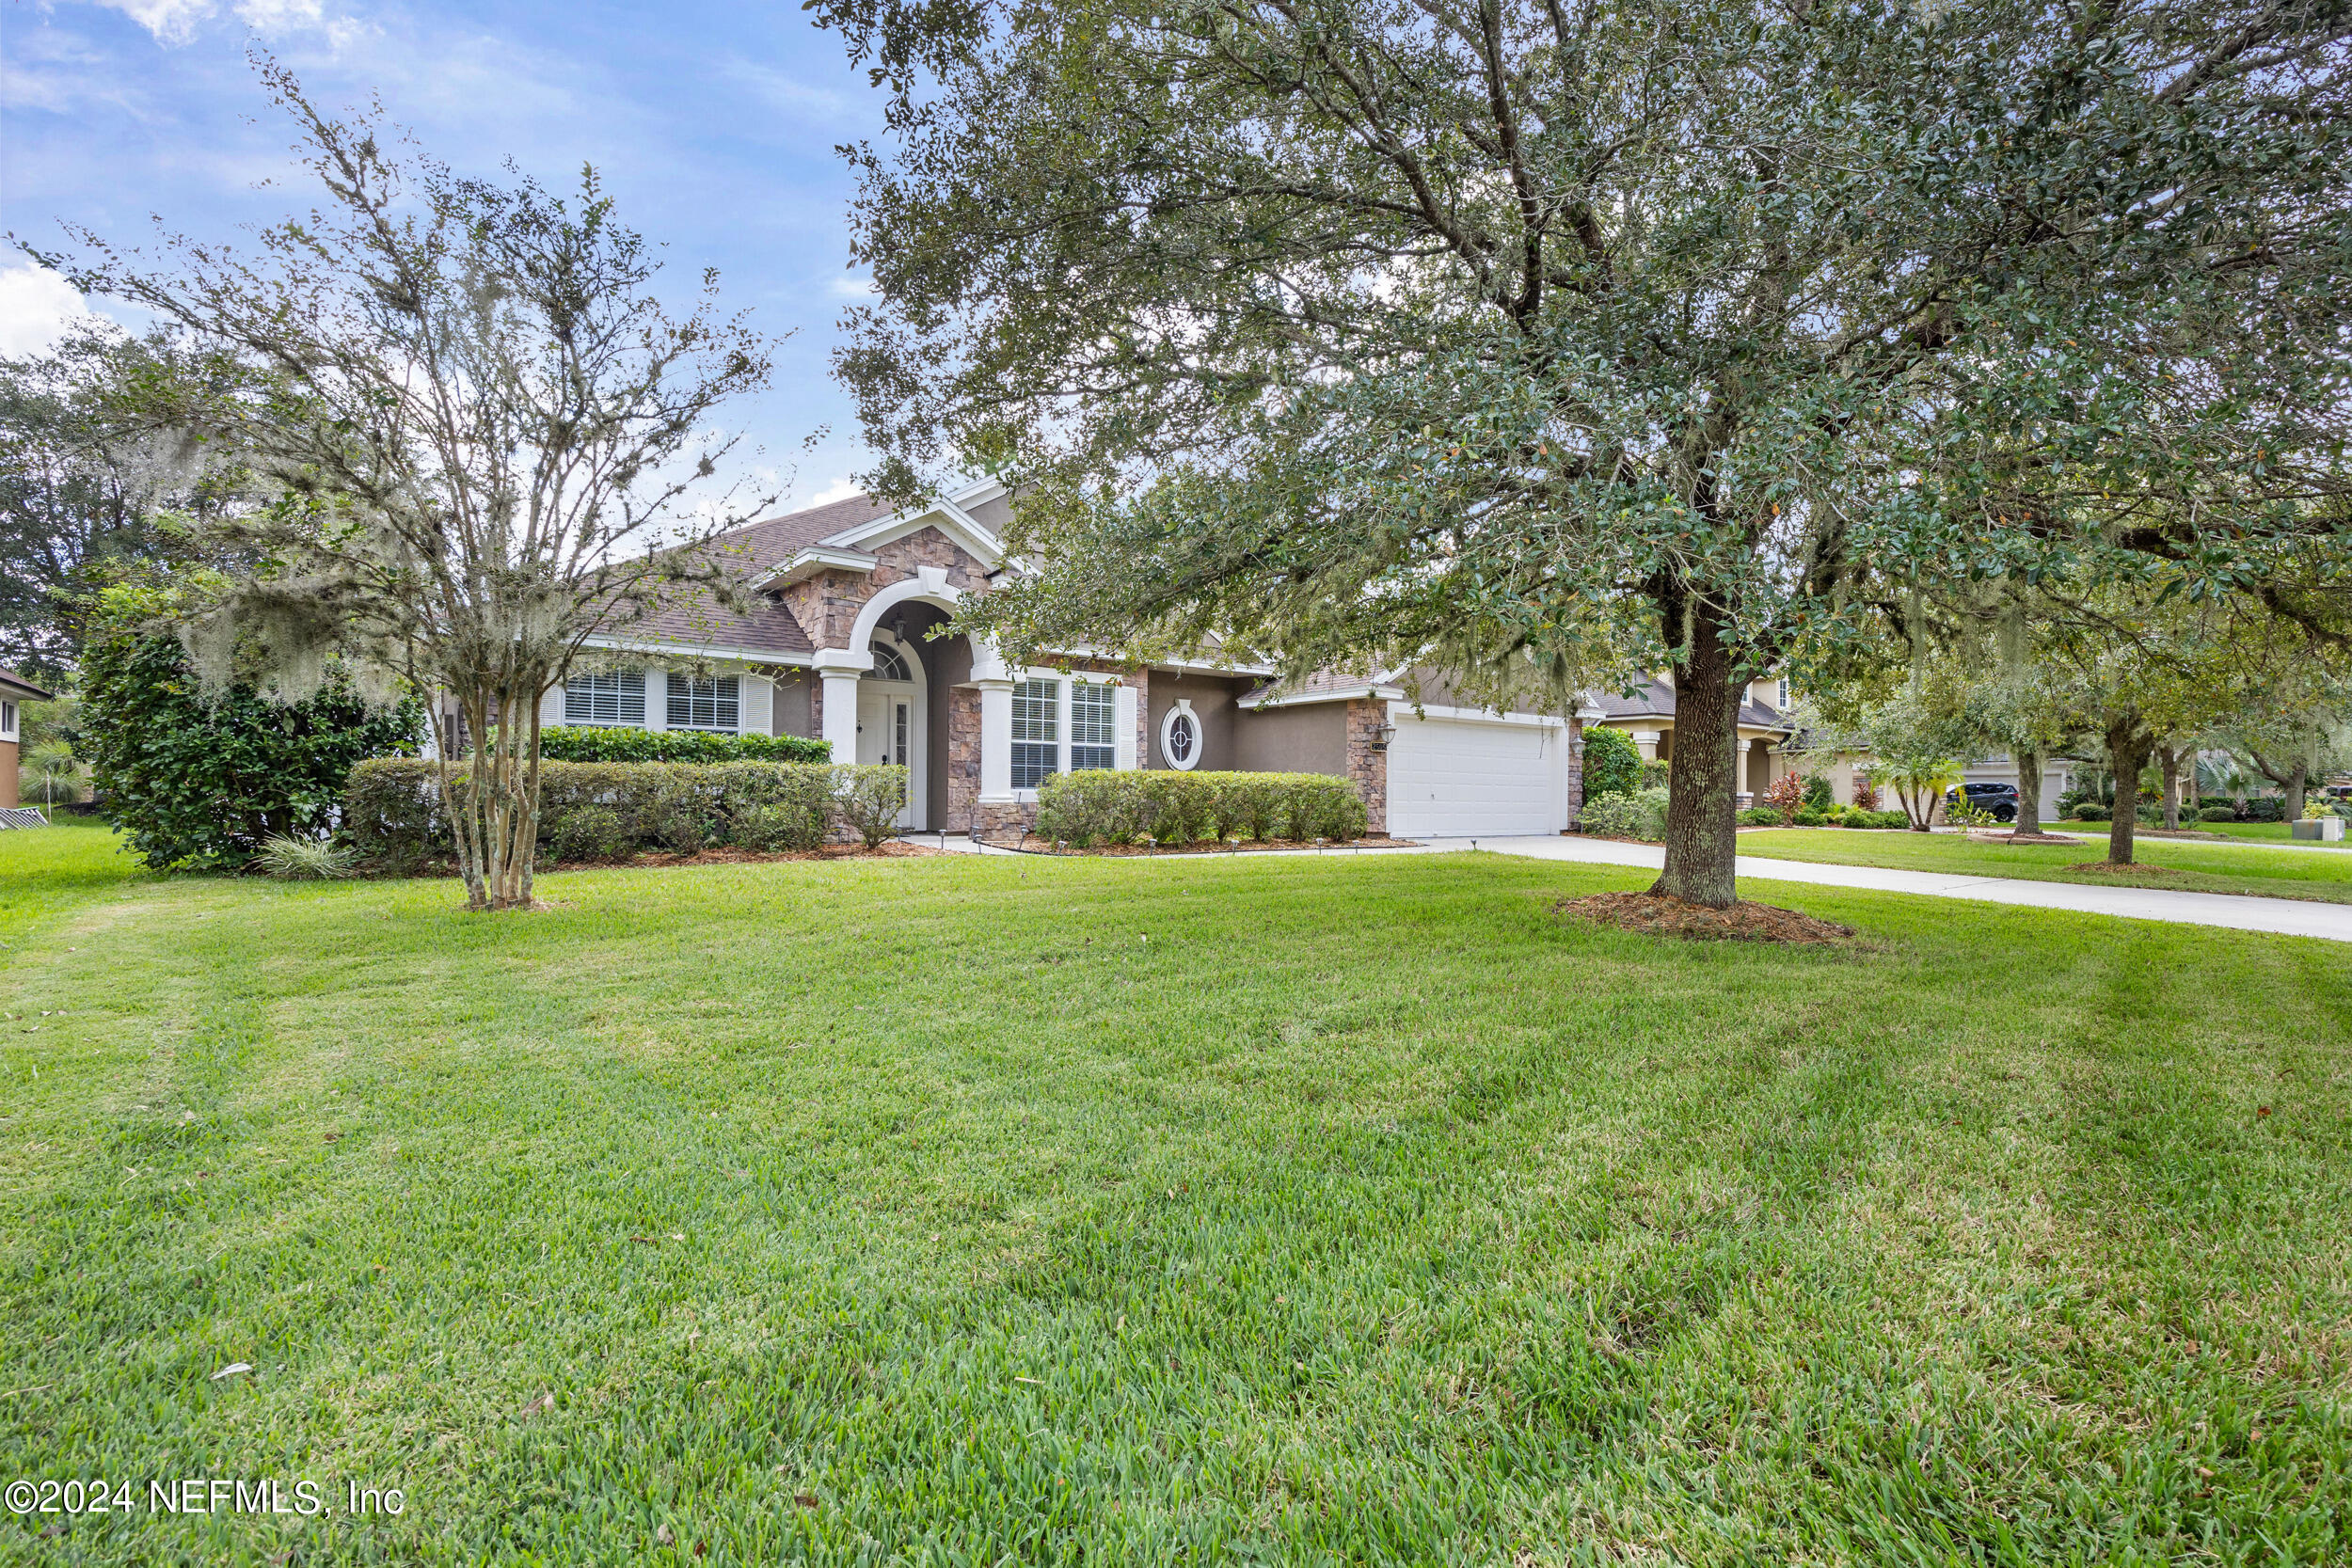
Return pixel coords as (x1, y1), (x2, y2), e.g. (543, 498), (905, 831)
(1944, 781), (2019, 822)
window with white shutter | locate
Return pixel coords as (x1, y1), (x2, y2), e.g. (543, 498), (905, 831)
(666, 673), (739, 732)
(564, 671), (645, 727)
(1011, 676), (1058, 787)
(1070, 680), (1116, 771)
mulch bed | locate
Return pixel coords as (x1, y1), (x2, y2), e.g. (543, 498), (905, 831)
(1549, 891), (1858, 944)
(1972, 830), (2078, 844)
(1011, 835), (1418, 856)
(2065, 860), (2185, 877)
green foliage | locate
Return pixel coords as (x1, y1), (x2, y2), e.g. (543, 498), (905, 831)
(1802, 775), (1834, 812)
(1580, 786), (1670, 842)
(1760, 773), (1806, 826)
(345, 759), (894, 866)
(834, 767), (911, 848)
(2199, 805), (2238, 823)
(251, 834), (358, 880)
(1578, 726), (1641, 801)
(1738, 806), (1782, 826)
(2072, 803), (2114, 822)
(78, 631), (421, 870)
(1033, 770), (1369, 847)
(2244, 799), (2286, 823)
(536, 726), (830, 765)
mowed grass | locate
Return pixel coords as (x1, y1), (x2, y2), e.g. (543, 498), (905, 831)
(3, 822), (2349, 1565)
(2199, 820), (2350, 847)
(1740, 825), (2352, 904)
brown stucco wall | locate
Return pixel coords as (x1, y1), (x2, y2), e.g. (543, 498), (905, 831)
(1144, 672), (1253, 770)
(771, 670), (814, 738)
(1231, 702), (1348, 775)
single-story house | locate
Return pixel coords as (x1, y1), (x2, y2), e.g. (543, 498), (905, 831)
(0, 667), (56, 811)
(1585, 674), (1800, 802)
(542, 481), (1597, 839)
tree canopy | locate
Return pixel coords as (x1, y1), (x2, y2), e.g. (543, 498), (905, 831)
(818, 0), (2352, 904)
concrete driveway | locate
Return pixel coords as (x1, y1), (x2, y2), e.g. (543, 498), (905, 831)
(1421, 835), (2352, 944)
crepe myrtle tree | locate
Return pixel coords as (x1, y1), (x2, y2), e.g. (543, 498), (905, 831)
(18, 64), (777, 911)
(815, 0), (2352, 906)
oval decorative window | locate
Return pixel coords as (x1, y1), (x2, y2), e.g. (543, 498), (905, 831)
(1160, 703), (1201, 770)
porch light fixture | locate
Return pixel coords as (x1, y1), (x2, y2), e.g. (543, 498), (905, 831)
(1370, 722), (1396, 752)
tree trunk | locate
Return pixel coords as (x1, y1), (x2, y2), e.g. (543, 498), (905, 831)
(2285, 758), (2309, 823)
(2013, 745), (2042, 835)
(436, 676), (548, 911)
(2159, 744), (2184, 832)
(2104, 721), (2151, 866)
(1650, 595), (1740, 909)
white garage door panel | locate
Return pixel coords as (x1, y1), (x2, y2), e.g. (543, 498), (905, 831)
(1388, 716), (1563, 837)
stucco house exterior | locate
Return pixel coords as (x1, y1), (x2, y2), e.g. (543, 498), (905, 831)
(0, 667), (56, 811)
(1585, 674), (1800, 803)
(548, 481), (1595, 839)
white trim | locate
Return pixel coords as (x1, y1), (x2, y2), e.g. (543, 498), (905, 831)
(1113, 684), (1139, 770)
(820, 503), (1003, 567)
(1382, 700), (1565, 730)
(755, 545), (880, 588)
(581, 634), (814, 668)
(1159, 700), (1203, 771)
(1244, 683), (1406, 710)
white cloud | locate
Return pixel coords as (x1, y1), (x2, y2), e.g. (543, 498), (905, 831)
(87, 0), (369, 49)
(0, 264), (94, 356)
(827, 274), (878, 300)
(804, 474), (863, 507)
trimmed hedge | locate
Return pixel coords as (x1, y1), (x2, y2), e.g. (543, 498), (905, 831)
(2199, 804), (2238, 822)
(1581, 786), (1669, 841)
(1032, 769), (1368, 847)
(536, 726), (830, 764)
(2072, 802), (2112, 821)
(346, 758), (902, 866)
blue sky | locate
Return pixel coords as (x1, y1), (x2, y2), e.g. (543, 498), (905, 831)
(3, 0), (893, 512)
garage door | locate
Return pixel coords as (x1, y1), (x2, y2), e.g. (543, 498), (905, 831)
(1386, 714), (1565, 838)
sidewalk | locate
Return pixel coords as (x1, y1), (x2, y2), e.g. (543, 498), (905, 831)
(1425, 836), (2352, 943)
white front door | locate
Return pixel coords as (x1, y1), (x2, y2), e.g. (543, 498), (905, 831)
(856, 685), (920, 827)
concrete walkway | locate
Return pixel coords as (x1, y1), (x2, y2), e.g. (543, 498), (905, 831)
(912, 828), (2352, 942)
(1423, 836), (2352, 943)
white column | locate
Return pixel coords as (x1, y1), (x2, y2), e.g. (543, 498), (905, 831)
(1630, 728), (1661, 761)
(1113, 682), (1138, 770)
(644, 666), (668, 733)
(813, 648), (871, 761)
(977, 678), (1015, 801)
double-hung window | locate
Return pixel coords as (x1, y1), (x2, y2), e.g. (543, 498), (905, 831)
(564, 671), (645, 727)
(666, 673), (739, 732)
(1070, 680), (1117, 771)
(1011, 676), (1059, 788)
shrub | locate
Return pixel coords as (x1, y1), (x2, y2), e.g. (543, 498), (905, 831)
(252, 834), (359, 879)
(345, 758), (898, 865)
(1579, 726), (1642, 800)
(2199, 804), (2237, 822)
(2072, 802), (2112, 821)
(536, 726), (829, 764)
(1737, 806), (1781, 826)
(1034, 770), (1367, 847)
(2245, 798), (2285, 822)
(1581, 786), (1669, 841)
(834, 766), (910, 848)
(1792, 807), (1829, 827)
(1760, 773), (1806, 825)
(80, 630), (424, 871)
(1802, 774), (1833, 811)
(1851, 773), (1882, 811)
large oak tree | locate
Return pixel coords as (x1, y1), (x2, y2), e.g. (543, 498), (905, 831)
(818, 0), (2352, 904)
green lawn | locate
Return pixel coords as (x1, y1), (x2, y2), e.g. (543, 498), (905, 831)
(2196, 819), (2349, 847)
(4, 821), (2349, 1564)
(1740, 825), (2352, 903)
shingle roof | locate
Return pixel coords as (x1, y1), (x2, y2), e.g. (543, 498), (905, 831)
(1587, 677), (1792, 730)
(0, 667), (56, 702)
(606, 493), (898, 658)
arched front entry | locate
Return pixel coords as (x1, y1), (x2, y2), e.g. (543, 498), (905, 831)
(855, 626), (928, 828)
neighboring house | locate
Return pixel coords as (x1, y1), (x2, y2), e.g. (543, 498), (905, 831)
(0, 668), (56, 811)
(1585, 674), (1799, 803)
(545, 480), (1595, 838)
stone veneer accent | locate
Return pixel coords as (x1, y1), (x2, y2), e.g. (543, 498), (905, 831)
(944, 658), (1149, 840)
(1343, 699), (1389, 835)
(1565, 716), (1585, 825)
(778, 526), (989, 652)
